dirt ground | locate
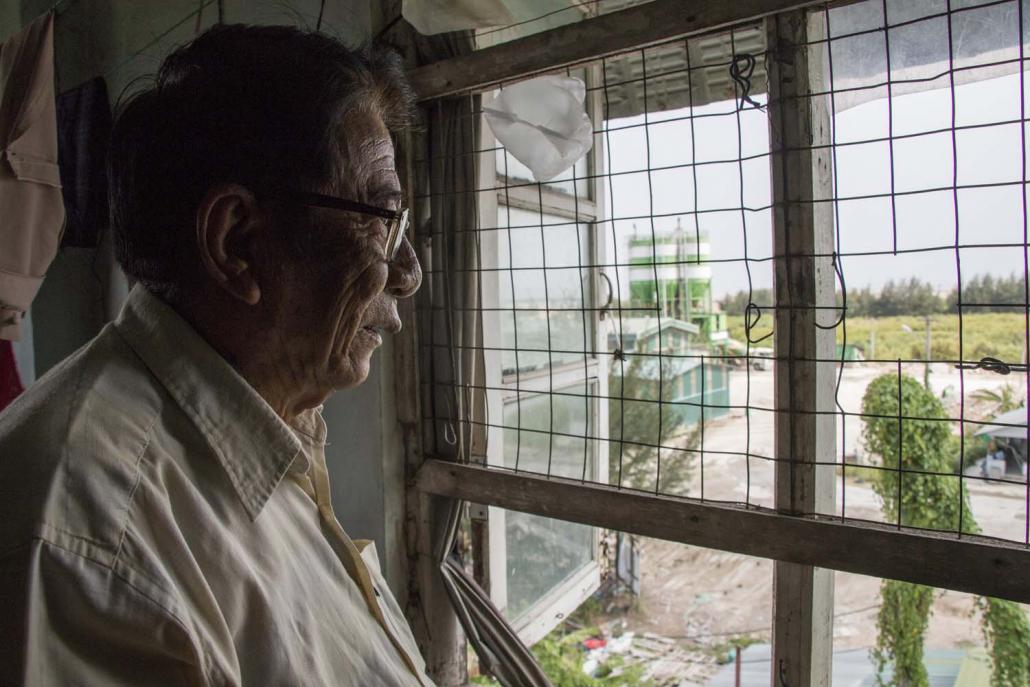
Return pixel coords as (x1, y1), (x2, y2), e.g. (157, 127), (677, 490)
(607, 362), (1027, 683)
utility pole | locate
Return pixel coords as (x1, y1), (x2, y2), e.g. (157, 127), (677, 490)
(902, 317), (933, 388)
(923, 314), (932, 389)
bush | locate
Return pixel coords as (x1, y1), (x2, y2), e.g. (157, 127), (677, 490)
(861, 375), (970, 532)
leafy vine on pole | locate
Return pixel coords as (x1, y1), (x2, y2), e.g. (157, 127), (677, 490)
(861, 374), (1030, 687)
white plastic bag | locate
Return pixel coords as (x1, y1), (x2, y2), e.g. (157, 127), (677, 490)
(483, 75), (594, 182)
(401, 0), (513, 36)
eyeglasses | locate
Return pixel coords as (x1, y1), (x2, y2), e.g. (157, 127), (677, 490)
(266, 188), (409, 260)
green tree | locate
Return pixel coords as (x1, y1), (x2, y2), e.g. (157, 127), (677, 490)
(718, 288), (772, 317)
(947, 273), (1027, 313)
(970, 383), (1024, 420)
(608, 357), (698, 493)
(862, 375), (1030, 686)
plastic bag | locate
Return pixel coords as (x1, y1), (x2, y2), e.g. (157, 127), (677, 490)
(483, 75), (593, 182)
(401, 0), (513, 36)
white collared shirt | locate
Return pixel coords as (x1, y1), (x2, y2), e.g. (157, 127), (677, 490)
(0, 285), (433, 686)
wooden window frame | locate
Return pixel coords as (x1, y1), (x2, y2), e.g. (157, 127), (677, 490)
(403, 0), (1030, 683)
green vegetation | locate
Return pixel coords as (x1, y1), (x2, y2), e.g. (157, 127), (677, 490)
(720, 274), (1026, 318)
(726, 312), (1028, 363)
(861, 375), (1030, 687)
(720, 274), (1028, 362)
(608, 357), (698, 493)
(470, 626), (652, 687)
(970, 384), (1025, 419)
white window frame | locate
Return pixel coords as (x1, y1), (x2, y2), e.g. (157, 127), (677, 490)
(474, 65), (609, 644)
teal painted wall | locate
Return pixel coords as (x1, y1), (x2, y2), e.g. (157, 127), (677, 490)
(668, 364), (731, 426)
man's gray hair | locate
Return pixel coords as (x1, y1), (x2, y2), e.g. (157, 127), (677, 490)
(108, 24), (417, 297)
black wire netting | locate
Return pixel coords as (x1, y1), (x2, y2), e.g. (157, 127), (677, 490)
(416, 0), (1030, 547)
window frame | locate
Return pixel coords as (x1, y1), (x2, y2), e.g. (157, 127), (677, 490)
(405, 0), (1030, 682)
(473, 64), (610, 642)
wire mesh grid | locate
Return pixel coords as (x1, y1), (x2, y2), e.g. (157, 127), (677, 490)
(416, 0), (1030, 548)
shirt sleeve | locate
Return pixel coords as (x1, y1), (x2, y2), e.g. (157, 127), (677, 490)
(0, 539), (212, 686)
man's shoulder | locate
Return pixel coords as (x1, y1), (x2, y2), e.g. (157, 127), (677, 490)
(0, 325), (169, 559)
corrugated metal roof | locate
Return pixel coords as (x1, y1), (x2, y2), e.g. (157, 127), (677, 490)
(708, 645), (983, 687)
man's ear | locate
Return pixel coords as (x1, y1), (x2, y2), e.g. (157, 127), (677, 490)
(196, 183), (263, 305)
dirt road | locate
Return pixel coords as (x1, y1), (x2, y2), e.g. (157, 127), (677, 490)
(616, 362), (1026, 682)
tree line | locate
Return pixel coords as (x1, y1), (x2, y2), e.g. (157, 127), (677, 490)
(718, 274), (1027, 317)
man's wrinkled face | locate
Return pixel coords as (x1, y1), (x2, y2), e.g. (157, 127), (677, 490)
(260, 111), (421, 395)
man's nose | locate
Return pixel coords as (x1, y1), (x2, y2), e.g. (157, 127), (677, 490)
(386, 235), (421, 298)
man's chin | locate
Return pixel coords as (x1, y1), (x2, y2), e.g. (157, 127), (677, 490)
(329, 352), (374, 391)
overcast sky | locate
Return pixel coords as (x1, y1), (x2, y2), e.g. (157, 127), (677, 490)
(601, 71), (1028, 300)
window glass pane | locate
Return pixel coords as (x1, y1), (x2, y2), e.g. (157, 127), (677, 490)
(496, 145), (590, 198)
(503, 381), (594, 478)
(504, 512), (594, 620)
(472, 530), (773, 684)
(497, 205), (593, 376)
(502, 382), (596, 620)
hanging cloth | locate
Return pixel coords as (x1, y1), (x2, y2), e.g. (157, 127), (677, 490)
(56, 77), (111, 249)
(0, 339), (23, 412)
(483, 75), (593, 182)
(414, 27), (553, 687)
(0, 12), (65, 341)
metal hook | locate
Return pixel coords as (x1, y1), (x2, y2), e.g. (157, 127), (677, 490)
(443, 421), (457, 446)
(745, 301), (774, 345)
(730, 53), (766, 111)
(598, 271), (614, 320)
(778, 659), (791, 687)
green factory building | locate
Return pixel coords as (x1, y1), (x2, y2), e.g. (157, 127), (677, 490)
(627, 218), (727, 343)
(616, 218), (731, 425)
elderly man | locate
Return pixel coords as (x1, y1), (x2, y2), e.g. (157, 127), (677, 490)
(0, 24), (431, 686)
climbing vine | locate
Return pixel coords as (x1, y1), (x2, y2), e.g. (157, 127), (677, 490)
(861, 374), (1030, 687)
(978, 596), (1030, 687)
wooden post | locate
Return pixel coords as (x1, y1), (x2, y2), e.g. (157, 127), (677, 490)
(416, 459), (1030, 603)
(767, 9), (837, 687)
(395, 108), (466, 684)
(407, 0), (831, 101)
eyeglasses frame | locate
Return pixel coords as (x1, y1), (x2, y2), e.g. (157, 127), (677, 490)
(265, 188), (409, 260)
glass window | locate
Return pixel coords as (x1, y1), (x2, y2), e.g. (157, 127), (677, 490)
(496, 145), (591, 199)
(497, 205), (594, 376)
(504, 512), (594, 619)
(502, 382), (596, 620)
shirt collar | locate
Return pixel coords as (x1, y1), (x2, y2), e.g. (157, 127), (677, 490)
(286, 405), (328, 477)
(114, 285), (303, 520)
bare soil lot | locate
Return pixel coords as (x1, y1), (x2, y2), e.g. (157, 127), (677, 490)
(608, 362), (1026, 684)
